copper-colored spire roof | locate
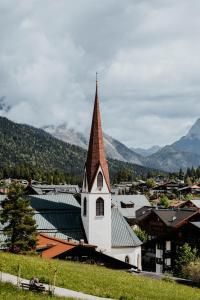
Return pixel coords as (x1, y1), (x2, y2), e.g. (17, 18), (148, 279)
(85, 77), (111, 192)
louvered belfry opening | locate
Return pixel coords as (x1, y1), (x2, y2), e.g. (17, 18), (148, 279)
(97, 171), (103, 189)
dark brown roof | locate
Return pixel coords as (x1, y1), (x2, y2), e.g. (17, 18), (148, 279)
(85, 80), (110, 192)
(136, 207), (199, 228)
(153, 208), (198, 228)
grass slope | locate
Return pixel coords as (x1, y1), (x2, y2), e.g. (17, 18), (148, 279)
(0, 282), (72, 300)
(0, 253), (200, 300)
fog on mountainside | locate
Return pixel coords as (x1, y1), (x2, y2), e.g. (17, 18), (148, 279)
(43, 118), (200, 172)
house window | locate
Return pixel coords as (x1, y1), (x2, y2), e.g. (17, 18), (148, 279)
(83, 198), (87, 216)
(97, 172), (103, 189)
(96, 198), (104, 216)
(121, 201), (134, 208)
(156, 258), (163, 265)
(125, 256), (130, 264)
(157, 242), (164, 250)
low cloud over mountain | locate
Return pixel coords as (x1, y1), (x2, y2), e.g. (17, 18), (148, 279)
(43, 118), (200, 172)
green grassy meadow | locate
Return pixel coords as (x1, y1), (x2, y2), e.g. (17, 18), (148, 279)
(0, 281), (73, 300)
(0, 252), (200, 300)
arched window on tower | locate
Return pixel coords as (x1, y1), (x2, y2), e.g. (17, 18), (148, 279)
(83, 198), (87, 216)
(84, 172), (87, 190)
(96, 198), (104, 216)
(97, 171), (103, 189)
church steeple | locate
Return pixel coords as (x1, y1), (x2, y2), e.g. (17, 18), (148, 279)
(81, 76), (112, 252)
(85, 76), (110, 192)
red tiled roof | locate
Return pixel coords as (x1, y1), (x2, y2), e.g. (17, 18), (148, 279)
(37, 234), (76, 258)
(41, 243), (75, 258)
(85, 80), (110, 192)
(191, 185), (200, 189)
(37, 233), (96, 259)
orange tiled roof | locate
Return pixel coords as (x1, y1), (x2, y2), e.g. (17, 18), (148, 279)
(37, 233), (77, 258)
(41, 243), (75, 258)
(191, 185), (200, 189)
(37, 233), (96, 258)
(86, 80), (110, 192)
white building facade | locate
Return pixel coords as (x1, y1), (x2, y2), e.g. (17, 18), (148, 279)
(81, 165), (112, 253)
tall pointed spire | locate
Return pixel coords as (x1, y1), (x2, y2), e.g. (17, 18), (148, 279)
(85, 76), (110, 192)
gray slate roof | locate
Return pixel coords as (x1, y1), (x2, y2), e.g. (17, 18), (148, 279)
(28, 184), (80, 195)
(111, 195), (150, 219)
(190, 222), (200, 229)
(190, 199), (200, 208)
(27, 194), (85, 242)
(111, 207), (141, 247)
(28, 194), (80, 210)
(30, 194), (142, 247)
(0, 194), (141, 248)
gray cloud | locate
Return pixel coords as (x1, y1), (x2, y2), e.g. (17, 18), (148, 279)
(0, 0), (200, 147)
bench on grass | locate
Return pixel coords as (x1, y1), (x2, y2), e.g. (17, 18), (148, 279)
(20, 282), (46, 293)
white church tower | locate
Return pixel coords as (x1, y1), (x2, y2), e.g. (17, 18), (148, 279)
(81, 77), (111, 253)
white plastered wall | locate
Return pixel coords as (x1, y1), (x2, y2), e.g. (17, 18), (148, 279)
(111, 246), (142, 269)
(81, 166), (111, 253)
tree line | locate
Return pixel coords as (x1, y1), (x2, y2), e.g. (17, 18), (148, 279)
(0, 164), (82, 185)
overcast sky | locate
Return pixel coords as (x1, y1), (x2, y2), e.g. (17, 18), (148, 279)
(1, 0), (200, 148)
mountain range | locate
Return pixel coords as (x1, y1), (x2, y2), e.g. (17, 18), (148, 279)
(131, 146), (161, 157)
(0, 117), (157, 180)
(0, 114), (199, 174)
(43, 124), (143, 165)
(43, 119), (200, 172)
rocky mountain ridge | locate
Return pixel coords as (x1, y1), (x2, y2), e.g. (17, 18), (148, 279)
(43, 118), (200, 172)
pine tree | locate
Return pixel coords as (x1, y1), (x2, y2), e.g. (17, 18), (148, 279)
(0, 183), (37, 253)
(196, 167), (200, 180)
(185, 176), (192, 186)
(178, 168), (184, 180)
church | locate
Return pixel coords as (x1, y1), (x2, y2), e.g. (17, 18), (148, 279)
(80, 78), (142, 268)
(0, 79), (142, 269)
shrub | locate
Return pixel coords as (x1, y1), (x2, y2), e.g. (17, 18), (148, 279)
(146, 178), (156, 188)
(159, 195), (170, 208)
(174, 243), (197, 278)
(186, 259), (200, 285)
(133, 227), (148, 242)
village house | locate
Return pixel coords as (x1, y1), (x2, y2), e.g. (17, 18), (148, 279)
(151, 181), (186, 195)
(172, 199), (200, 213)
(178, 184), (200, 195)
(25, 184), (80, 195)
(111, 194), (150, 224)
(136, 206), (200, 273)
